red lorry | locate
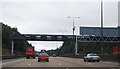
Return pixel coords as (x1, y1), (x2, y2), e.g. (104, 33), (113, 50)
(112, 46), (120, 54)
(26, 46), (36, 59)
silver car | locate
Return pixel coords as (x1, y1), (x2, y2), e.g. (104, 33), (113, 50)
(84, 53), (100, 62)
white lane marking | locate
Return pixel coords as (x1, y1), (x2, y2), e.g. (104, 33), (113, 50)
(0, 59), (25, 65)
(88, 62), (98, 64)
(28, 64), (31, 66)
(59, 63), (62, 66)
(66, 68), (69, 69)
(88, 63), (92, 65)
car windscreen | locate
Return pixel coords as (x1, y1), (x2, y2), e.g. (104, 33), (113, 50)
(39, 53), (48, 56)
(90, 54), (98, 56)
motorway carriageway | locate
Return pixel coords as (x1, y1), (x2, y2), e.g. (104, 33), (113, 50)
(0, 57), (119, 69)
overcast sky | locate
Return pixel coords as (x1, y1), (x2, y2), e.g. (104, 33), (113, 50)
(0, 0), (119, 51)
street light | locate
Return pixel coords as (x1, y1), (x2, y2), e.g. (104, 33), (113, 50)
(67, 16), (80, 38)
(67, 16), (80, 55)
(101, 0), (103, 54)
(11, 32), (15, 56)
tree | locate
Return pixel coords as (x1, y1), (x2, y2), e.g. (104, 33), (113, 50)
(1, 22), (30, 55)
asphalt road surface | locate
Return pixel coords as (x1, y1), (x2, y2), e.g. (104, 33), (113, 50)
(1, 57), (119, 69)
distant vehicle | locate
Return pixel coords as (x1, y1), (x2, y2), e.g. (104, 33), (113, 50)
(26, 46), (36, 59)
(112, 46), (120, 54)
(38, 52), (49, 62)
(84, 53), (100, 62)
(53, 54), (56, 57)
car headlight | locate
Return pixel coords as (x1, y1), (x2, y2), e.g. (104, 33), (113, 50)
(97, 57), (100, 59)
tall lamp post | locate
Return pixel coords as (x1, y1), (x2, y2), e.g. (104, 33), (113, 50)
(68, 16), (80, 38)
(68, 16), (80, 55)
(101, 0), (103, 54)
(11, 32), (15, 56)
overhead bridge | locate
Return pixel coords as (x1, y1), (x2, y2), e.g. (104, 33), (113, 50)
(12, 34), (120, 42)
(11, 34), (119, 55)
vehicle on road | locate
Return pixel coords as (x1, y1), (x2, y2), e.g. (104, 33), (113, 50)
(112, 46), (120, 54)
(84, 53), (100, 62)
(38, 52), (49, 62)
(26, 46), (36, 59)
(53, 54), (57, 57)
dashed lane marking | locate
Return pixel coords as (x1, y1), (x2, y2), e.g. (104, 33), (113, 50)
(88, 63), (92, 65)
(66, 68), (69, 69)
(28, 64), (31, 66)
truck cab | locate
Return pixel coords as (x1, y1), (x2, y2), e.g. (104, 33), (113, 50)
(26, 46), (36, 59)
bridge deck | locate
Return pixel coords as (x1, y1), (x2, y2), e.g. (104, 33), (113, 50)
(12, 34), (120, 42)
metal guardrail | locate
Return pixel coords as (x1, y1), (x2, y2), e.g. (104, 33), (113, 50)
(2, 55), (25, 60)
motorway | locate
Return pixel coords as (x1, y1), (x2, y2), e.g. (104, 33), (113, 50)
(1, 57), (119, 69)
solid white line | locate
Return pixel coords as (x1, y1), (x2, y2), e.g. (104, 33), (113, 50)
(28, 64), (31, 66)
(0, 59), (25, 65)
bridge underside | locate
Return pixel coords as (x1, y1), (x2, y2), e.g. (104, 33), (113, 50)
(12, 34), (120, 42)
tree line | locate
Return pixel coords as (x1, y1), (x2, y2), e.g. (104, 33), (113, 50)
(47, 38), (118, 56)
(1, 22), (30, 56)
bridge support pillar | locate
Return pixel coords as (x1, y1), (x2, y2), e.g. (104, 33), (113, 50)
(75, 35), (78, 55)
(11, 40), (14, 55)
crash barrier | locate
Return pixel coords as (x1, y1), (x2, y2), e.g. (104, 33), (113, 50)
(61, 54), (120, 63)
(2, 55), (25, 60)
(99, 54), (120, 63)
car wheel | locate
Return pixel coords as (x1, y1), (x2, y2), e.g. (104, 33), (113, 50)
(47, 59), (49, 62)
(26, 57), (28, 59)
(26, 56), (29, 59)
(84, 59), (86, 62)
(87, 60), (90, 62)
(38, 60), (40, 62)
(97, 60), (100, 62)
(33, 56), (36, 59)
